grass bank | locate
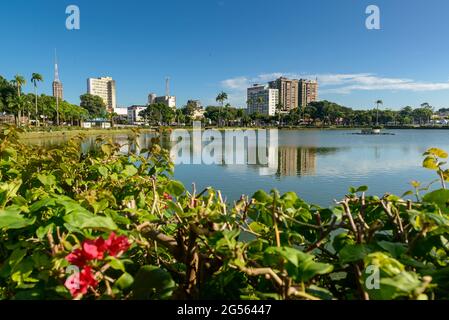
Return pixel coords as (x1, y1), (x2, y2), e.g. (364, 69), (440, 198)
(18, 128), (156, 140)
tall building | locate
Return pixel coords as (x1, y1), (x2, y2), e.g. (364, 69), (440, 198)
(148, 78), (176, 108)
(52, 54), (63, 101)
(148, 93), (157, 105)
(154, 95), (176, 108)
(299, 79), (319, 108)
(268, 77), (299, 111)
(87, 77), (117, 113)
(247, 84), (278, 116)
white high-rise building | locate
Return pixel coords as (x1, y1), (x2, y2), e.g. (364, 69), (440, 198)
(247, 84), (279, 116)
(87, 77), (117, 113)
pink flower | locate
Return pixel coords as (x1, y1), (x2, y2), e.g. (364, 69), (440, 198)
(105, 232), (130, 257)
(163, 193), (173, 200)
(65, 266), (98, 298)
(82, 237), (107, 260)
(65, 249), (88, 267)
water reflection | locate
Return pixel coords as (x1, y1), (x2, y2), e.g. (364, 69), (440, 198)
(22, 129), (449, 205)
(24, 131), (344, 179)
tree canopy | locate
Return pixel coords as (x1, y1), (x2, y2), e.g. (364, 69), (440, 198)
(80, 94), (107, 118)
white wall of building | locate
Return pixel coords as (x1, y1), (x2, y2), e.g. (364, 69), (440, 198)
(87, 77), (117, 112)
(247, 85), (278, 116)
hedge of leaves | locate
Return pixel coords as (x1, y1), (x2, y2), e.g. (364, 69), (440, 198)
(1, 125), (449, 300)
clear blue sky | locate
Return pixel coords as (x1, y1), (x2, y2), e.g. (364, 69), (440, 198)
(1, 0), (449, 110)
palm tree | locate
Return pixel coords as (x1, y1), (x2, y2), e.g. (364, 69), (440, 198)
(109, 112), (118, 128)
(421, 102), (433, 124)
(216, 91), (228, 127)
(11, 75), (26, 126)
(31, 73), (43, 126)
(7, 95), (25, 126)
(375, 100), (383, 126)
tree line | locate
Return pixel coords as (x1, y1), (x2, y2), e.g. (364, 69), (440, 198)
(0, 74), (110, 126)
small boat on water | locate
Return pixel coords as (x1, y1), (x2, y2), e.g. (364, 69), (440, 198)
(361, 128), (381, 134)
(353, 127), (395, 135)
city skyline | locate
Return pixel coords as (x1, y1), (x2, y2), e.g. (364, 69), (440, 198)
(1, 0), (449, 110)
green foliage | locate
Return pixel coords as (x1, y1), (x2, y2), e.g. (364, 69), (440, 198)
(1, 129), (449, 300)
(80, 94), (107, 118)
(139, 103), (175, 125)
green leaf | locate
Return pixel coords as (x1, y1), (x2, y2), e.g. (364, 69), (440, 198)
(425, 148), (448, 159)
(0, 206), (35, 230)
(122, 165), (138, 177)
(298, 260), (334, 282)
(377, 241), (407, 259)
(36, 223), (55, 240)
(115, 272), (134, 290)
(166, 180), (185, 197)
(339, 244), (373, 264)
(423, 189), (449, 214)
(106, 256), (126, 272)
(63, 211), (117, 231)
(264, 246), (311, 267)
(132, 266), (175, 300)
(252, 190), (272, 203)
(98, 166), (108, 177)
(37, 174), (56, 186)
(423, 156), (438, 170)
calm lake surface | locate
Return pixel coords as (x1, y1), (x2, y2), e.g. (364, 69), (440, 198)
(25, 129), (449, 206)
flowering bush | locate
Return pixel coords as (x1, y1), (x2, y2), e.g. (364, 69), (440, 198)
(64, 233), (130, 298)
(1, 125), (449, 300)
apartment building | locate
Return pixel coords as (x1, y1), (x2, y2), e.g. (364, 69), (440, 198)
(247, 84), (279, 116)
(87, 77), (117, 113)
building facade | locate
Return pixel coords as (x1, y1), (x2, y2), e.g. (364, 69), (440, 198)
(127, 105), (147, 124)
(268, 77), (299, 112)
(52, 81), (63, 101)
(87, 77), (117, 113)
(154, 95), (176, 109)
(247, 84), (279, 116)
(52, 59), (63, 100)
(299, 79), (319, 108)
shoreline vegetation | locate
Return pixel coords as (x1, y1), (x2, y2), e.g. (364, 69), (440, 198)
(2, 125), (449, 300)
(17, 124), (449, 140)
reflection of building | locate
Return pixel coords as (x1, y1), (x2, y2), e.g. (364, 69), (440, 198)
(279, 147), (298, 176)
(87, 77), (117, 113)
(298, 148), (316, 175)
(299, 79), (319, 108)
(269, 77), (299, 112)
(277, 147), (317, 176)
(247, 84), (278, 116)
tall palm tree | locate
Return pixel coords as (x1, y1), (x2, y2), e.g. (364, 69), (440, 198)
(11, 75), (26, 126)
(375, 100), (383, 126)
(420, 102), (433, 124)
(216, 91), (228, 127)
(31, 73), (43, 126)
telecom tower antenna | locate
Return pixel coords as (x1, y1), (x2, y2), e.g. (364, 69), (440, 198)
(165, 77), (170, 97)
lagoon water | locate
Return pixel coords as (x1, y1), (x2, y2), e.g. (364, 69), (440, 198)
(26, 129), (449, 206)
